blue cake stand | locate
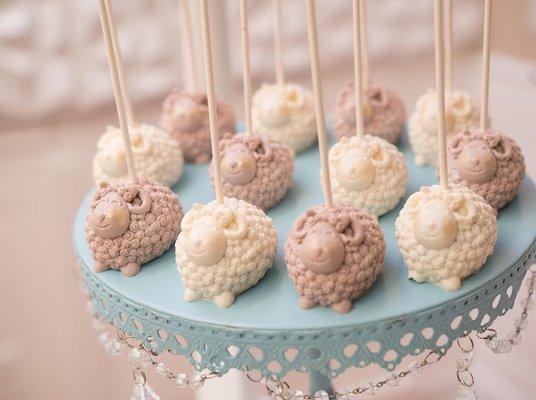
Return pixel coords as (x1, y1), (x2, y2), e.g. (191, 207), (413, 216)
(74, 136), (536, 394)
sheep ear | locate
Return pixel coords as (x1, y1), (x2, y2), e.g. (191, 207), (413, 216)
(450, 131), (469, 156)
(294, 209), (317, 241)
(451, 197), (476, 222)
(367, 142), (389, 168)
(489, 133), (512, 161)
(127, 187), (152, 214)
(251, 136), (273, 160)
(406, 191), (422, 213)
(222, 210), (248, 240)
(330, 143), (344, 162)
(341, 217), (365, 246)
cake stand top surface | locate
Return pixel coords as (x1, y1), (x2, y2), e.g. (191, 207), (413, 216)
(75, 135), (536, 376)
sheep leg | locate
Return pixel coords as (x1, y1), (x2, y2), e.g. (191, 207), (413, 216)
(121, 263), (141, 277)
(214, 292), (235, 308)
(331, 299), (353, 314)
(184, 288), (202, 302)
(439, 277), (462, 291)
(409, 271), (426, 283)
(299, 296), (318, 310)
(94, 261), (110, 273)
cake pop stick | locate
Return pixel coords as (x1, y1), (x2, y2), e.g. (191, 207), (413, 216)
(240, 0), (253, 136)
(181, 0), (199, 90)
(358, 0), (370, 86)
(273, 0), (285, 85)
(98, 0), (136, 182)
(434, 0), (448, 188)
(306, 0), (332, 207)
(395, 0), (497, 291)
(480, 0), (491, 131)
(353, 0), (365, 138)
(444, 0), (453, 93)
(200, 0), (223, 203)
(104, 0), (134, 127)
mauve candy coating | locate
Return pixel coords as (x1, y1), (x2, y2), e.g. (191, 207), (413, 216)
(285, 205), (384, 314)
(86, 177), (183, 277)
(332, 83), (406, 144)
(209, 133), (294, 211)
(446, 128), (525, 210)
(159, 88), (236, 163)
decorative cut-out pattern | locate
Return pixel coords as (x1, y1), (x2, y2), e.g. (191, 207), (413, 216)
(78, 242), (535, 379)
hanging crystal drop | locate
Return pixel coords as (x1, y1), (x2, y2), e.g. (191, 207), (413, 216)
(313, 390), (329, 399)
(98, 331), (110, 346)
(131, 382), (160, 400)
(293, 389), (305, 400)
(154, 362), (171, 378)
(128, 348), (151, 369)
(456, 351), (474, 371)
(92, 318), (106, 333)
(408, 361), (422, 377)
(105, 339), (124, 357)
(190, 373), (204, 390)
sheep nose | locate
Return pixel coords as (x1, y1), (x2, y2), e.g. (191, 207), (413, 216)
(472, 158), (480, 166)
(230, 161), (237, 169)
(194, 239), (202, 248)
(314, 247), (323, 258)
(428, 222), (437, 231)
(99, 213), (106, 222)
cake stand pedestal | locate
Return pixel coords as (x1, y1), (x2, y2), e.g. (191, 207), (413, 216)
(74, 138), (536, 396)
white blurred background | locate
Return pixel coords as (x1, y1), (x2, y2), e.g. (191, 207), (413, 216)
(1, 1), (535, 399)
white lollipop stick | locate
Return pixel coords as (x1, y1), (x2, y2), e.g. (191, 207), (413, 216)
(480, 0), (492, 131)
(353, 0), (365, 138)
(240, 0), (253, 136)
(445, 0), (453, 93)
(181, 0), (199, 90)
(199, 0), (223, 204)
(359, 0), (370, 86)
(305, 0), (332, 207)
(434, 0), (448, 188)
(273, 0), (285, 85)
(98, 0), (137, 182)
(104, 0), (134, 127)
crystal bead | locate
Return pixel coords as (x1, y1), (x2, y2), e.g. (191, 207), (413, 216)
(190, 374), (204, 390)
(174, 373), (189, 388)
(128, 348), (151, 369)
(314, 390), (329, 399)
(408, 361), (422, 377)
(98, 331), (110, 346)
(515, 317), (528, 330)
(131, 383), (160, 400)
(293, 389), (305, 400)
(154, 362), (171, 377)
(105, 339), (124, 357)
(456, 351), (474, 371)
(339, 387), (353, 399)
(280, 385), (293, 400)
(386, 373), (400, 386)
(92, 319), (106, 333)
(507, 332), (522, 345)
(266, 377), (283, 395)
(364, 382), (375, 396)
(521, 297), (535, 310)
(456, 385), (478, 400)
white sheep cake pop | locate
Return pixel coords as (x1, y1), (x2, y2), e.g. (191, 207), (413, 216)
(93, 123), (183, 187)
(328, 135), (408, 217)
(86, 177), (183, 277)
(175, 197), (277, 308)
(159, 89), (236, 163)
(251, 83), (317, 152)
(209, 133), (293, 211)
(332, 83), (406, 144)
(408, 89), (480, 166)
(445, 128), (525, 210)
(395, 184), (496, 290)
(285, 204), (384, 314)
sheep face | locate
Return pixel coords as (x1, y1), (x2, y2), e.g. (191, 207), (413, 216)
(412, 199), (458, 249)
(168, 95), (205, 132)
(88, 191), (130, 239)
(453, 139), (497, 184)
(221, 142), (258, 185)
(257, 85), (307, 128)
(181, 209), (247, 266)
(299, 221), (345, 274)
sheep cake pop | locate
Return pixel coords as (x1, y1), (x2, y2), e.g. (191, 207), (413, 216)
(92, 0), (184, 187)
(332, 1), (405, 144)
(408, 1), (480, 166)
(396, 0), (496, 291)
(332, 83), (406, 144)
(93, 123), (183, 187)
(444, 1), (525, 210)
(209, 0), (293, 211)
(329, 0), (407, 217)
(251, 0), (317, 153)
(175, 0), (277, 308)
(87, 0), (183, 277)
(285, 0), (385, 314)
(159, 0), (236, 164)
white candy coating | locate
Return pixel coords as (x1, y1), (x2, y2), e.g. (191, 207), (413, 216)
(395, 184), (497, 291)
(408, 89), (480, 166)
(328, 135), (408, 216)
(93, 124), (183, 187)
(175, 197), (277, 308)
(252, 83), (317, 153)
